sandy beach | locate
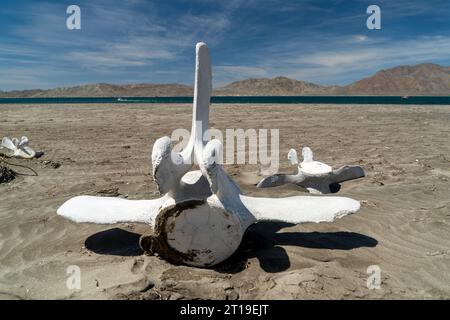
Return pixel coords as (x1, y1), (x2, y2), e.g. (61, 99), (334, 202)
(0, 103), (449, 299)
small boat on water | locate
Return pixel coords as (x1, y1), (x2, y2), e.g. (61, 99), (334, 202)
(402, 95), (409, 99)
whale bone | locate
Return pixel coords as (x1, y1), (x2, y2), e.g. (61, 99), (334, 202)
(57, 42), (362, 267)
(258, 146), (365, 194)
(1, 136), (36, 159)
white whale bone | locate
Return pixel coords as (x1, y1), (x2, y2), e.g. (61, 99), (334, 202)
(300, 147), (332, 175)
(201, 139), (241, 198)
(257, 146), (365, 194)
(162, 138), (359, 266)
(12, 137), (19, 147)
(241, 195), (360, 224)
(57, 42), (221, 266)
(151, 136), (188, 195)
(151, 42), (211, 195)
(287, 148), (298, 165)
(1, 136), (36, 158)
(1, 137), (16, 150)
(181, 170), (204, 184)
(19, 136), (29, 146)
(180, 42), (211, 168)
(201, 139), (360, 226)
(57, 195), (168, 225)
(302, 146), (313, 162)
(56, 169), (212, 225)
(57, 42), (363, 267)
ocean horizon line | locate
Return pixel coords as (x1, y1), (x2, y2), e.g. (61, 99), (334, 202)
(1, 96), (450, 105)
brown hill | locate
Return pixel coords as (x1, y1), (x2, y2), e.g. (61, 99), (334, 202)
(1, 89), (46, 98)
(0, 83), (193, 98)
(344, 63), (450, 95)
(213, 76), (337, 96)
(1, 63), (449, 97)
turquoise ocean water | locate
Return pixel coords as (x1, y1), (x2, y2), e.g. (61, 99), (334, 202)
(0, 96), (450, 105)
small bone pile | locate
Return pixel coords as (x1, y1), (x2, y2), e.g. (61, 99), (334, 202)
(1, 136), (37, 159)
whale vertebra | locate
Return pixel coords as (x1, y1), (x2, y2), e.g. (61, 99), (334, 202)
(258, 146), (365, 194)
(57, 42), (362, 267)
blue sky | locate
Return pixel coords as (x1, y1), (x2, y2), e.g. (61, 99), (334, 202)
(0, 0), (449, 90)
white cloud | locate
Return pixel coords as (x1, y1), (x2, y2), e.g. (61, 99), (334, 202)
(214, 65), (267, 86)
(1, 0), (450, 90)
(296, 51), (377, 67)
(353, 35), (369, 42)
(275, 35), (450, 84)
(215, 65), (267, 76)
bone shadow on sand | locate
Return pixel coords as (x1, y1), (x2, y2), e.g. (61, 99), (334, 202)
(85, 228), (143, 256)
(85, 223), (377, 273)
(215, 221), (378, 273)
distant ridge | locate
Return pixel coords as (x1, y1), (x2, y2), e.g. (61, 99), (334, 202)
(1, 63), (449, 97)
(213, 76), (339, 96)
(0, 83), (193, 98)
(344, 63), (450, 95)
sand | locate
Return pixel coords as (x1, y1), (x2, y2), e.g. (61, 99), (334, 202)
(0, 103), (449, 300)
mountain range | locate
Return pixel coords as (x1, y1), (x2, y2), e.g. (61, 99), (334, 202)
(1, 63), (449, 98)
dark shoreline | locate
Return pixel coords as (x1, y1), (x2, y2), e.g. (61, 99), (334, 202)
(1, 96), (450, 105)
